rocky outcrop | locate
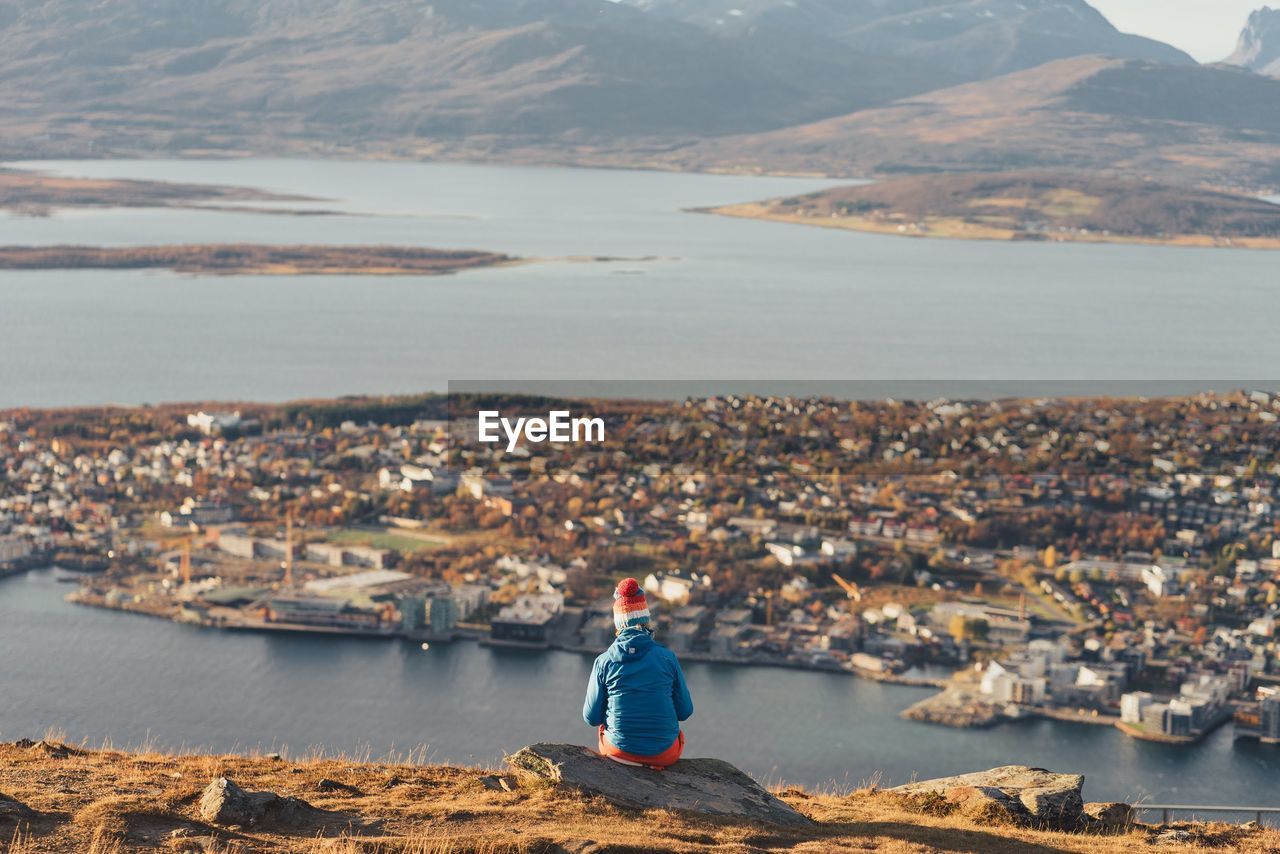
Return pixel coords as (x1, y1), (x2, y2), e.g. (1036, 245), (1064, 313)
(507, 743), (811, 827)
(13, 738), (84, 759)
(890, 766), (1086, 828)
(197, 777), (319, 829)
(1225, 7), (1280, 77)
(1085, 801), (1135, 829)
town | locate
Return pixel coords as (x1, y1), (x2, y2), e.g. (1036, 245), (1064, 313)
(3, 389), (1280, 747)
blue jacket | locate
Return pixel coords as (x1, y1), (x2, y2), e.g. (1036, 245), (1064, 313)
(582, 628), (694, 757)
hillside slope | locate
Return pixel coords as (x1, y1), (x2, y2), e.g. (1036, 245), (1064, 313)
(0, 0), (1199, 164)
(628, 0), (1193, 81)
(674, 57), (1280, 189)
(1, 740), (1274, 853)
(0, 0), (942, 159)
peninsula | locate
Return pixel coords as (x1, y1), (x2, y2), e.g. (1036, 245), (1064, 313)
(0, 169), (330, 216)
(0, 244), (516, 276)
(703, 172), (1280, 249)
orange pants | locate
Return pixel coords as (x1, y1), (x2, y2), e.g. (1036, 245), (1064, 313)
(597, 726), (684, 769)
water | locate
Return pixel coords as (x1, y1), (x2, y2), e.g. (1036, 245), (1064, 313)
(5, 160), (1280, 806)
(3, 570), (1279, 806)
(2, 158), (1280, 408)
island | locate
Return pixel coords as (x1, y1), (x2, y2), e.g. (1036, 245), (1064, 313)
(0, 244), (516, 276)
(701, 171), (1280, 249)
(0, 168), (332, 216)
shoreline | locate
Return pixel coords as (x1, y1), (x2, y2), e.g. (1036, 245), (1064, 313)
(57, 574), (944, 690)
(702, 204), (1280, 251)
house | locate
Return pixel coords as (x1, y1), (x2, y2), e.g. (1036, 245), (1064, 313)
(643, 570), (711, 605)
(820, 538), (858, 560)
(159, 498), (234, 529)
(187, 411), (242, 436)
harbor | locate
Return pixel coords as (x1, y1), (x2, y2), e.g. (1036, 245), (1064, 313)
(5, 566), (1280, 806)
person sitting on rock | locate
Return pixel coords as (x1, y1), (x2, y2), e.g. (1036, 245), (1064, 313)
(582, 577), (694, 770)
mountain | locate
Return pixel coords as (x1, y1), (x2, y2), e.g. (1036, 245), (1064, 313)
(0, 0), (941, 159)
(1225, 6), (1280, 76)
(623, 0), (1193, 82)
(0, 0), (1274, 191)
(673, 57), (1280, 190)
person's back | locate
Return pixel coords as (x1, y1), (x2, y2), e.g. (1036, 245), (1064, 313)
(582, 578), (693, 768)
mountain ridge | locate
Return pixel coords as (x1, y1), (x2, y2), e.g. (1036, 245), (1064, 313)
(1225, 6), (1280, 76)
(661, 56), (1280, 190)
(0, 0), (1196, 160)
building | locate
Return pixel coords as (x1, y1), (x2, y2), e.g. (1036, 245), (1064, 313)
(643, 570), (711, 605)
(1235, 687), (1280, 744)
(451, 583), (490, 620)
(401, 593), (459, 636)
(765, 541), (818, 568)
(303, 569), (412, 594)
(259, 595), (387, 631)
(1121, 692), (1154, 724)
(0, 534), (32, 564)
(187, 411), (242, 436)
(820, 538), (858, 560)
(489, 592), (564, 645)
(930, 602), (1030, 645)
(217, 529), (256, 560)
(496, 555), (568, 586)
(159, 498), (234, 529)
(710, 624), (749, 657)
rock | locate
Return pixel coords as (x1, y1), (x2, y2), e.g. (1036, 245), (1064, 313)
(1018, 778), (1084, 824)
(477, 774), (515, 792)
(507, 743), (810, 827)
(890, 765), (1085, 828)
(315, 778), (362, 795)
(1084, 801), (1134, 829)
(15, 739), (82, 759)
(943, 786), (1022, 823)
(197, 777), (318, 828)
(1153, 829), (1192, 845)
(0, 791), (38, 825)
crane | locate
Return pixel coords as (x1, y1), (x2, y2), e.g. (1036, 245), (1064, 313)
(831, 573), (862, 602)
(179, 538), (192, 587)
(283, 511), (294, 587)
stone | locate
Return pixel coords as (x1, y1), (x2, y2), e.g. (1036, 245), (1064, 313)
(1018, 779), (1084, 824)
(890, 765), (1086, 828)
(1084, 801), (1134, 829)
(942, 785), (1022, 822)
(507, 743), (811, 827)
(1154, 829), (1192, 845)
(315, 778), (362, 795)
(16, 739), (81, 759)
(477, 774), (515, 792)
(197, 777), (318, 828)
(0, 791), (38, 825)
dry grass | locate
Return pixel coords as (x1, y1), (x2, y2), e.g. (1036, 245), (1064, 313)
(1, 741), (1276, 853)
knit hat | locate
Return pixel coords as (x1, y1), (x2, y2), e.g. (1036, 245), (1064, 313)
(613, 577), (651, 632)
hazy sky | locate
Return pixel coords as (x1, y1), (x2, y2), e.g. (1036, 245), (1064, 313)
(1089, 0), (1263, 61)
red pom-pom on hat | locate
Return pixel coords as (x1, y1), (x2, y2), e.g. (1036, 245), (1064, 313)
(615, 577), (642, 598)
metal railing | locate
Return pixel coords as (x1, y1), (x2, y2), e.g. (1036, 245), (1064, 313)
(1135, 805), (1280, 825)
